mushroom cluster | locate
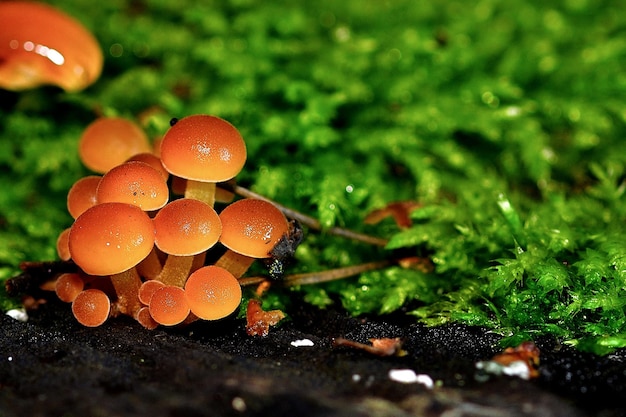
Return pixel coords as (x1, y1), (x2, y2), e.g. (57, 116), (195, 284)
(54, 114), (290, 329)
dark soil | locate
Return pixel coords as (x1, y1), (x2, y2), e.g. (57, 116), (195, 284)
(1, 275), (625, 417)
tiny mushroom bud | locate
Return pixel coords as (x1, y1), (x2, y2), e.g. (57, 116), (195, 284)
(0, 1), (103, 92)
(66, 175), (101, 219)
(55, 272), (84, 303)
(153, 198), (222, 287)
(135, 306), (158, 330)
(159, 115), (247, 206)
(138, 279), (165, 306)
(216, 199), (290, 278)
(71, 289), (111, 327)
(68, 202), (155, 316)
(148, 285), (190, 326)
(79, 117), (151, 174)
(184, 266), (242, 321)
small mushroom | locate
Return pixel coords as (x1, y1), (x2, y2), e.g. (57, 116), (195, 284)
(71, 289), (111, 327)
(79, 117), (151, 174)
(66, 175), (101, 219)
(54, 272), (84, 303)
(68, 202), (155, 316)
(184, 266), (242, 321)
(159, 115), (247, 206)
(125, 153), (169, 182)
(216, 199), (290, 278)
(138, 279), (165, 306)
(0, 1), (103, 91)
(96, 160), (169, 211)
(148, 285), (190, 326)
(153, 198), (222, 287)
(135, 306), (158, 330)
(55, 227), (71, 261)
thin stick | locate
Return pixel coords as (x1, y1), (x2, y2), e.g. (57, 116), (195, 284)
(238, 259), (392, 287)
(218, 183), (389, 247)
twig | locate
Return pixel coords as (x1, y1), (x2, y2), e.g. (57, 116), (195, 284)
(238, 259), (392, 287)
(218, 183), (389, 247)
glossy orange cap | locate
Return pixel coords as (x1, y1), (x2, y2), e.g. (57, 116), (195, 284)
(160, 115), (247, 182)
(68, 202), (155, 276)
(219, 199), (289, 258)
(153, 198), (222, 256)
(184, 266), (242, 320)
(66, 175), (101, 219)
(0, 1), (103, 91)
(79, 117), (151, 174)
(96, 161), (169, 211)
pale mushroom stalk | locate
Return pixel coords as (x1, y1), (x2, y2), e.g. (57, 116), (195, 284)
(109, 268), (143, 316)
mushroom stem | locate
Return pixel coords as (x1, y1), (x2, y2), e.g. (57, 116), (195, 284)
(219, 183), (389, 247)
(215, 250), (256, 278)
(109, 267), (143, 316)
(156, 255), (195, 288)
(238, 259), (393, 287)
(184, 180), (216, 207)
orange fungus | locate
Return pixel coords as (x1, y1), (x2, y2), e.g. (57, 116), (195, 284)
(0, 1), (103, 91)
(184, 266), (242, 320)
(68, 202), (155, 276)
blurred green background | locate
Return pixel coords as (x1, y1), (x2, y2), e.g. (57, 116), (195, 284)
(1, 0), (626, 353)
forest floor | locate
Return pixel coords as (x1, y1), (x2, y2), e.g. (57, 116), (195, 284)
(1, 286), (625, 417)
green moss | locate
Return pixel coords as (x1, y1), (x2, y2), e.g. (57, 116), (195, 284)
(1, 0), (625, 353)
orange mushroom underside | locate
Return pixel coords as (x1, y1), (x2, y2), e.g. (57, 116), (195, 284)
(0, 1), (103, 92)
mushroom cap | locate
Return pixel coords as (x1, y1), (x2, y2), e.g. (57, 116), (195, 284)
(55, 272), (84, 303)
(66, 175), (101, 219)
(56, 227), (71, 261)
(138, 279), (165, 306)
(79, 117), (151, 174)
(184, 266), (242, 320)
(126, 153), (169, 182)
(148, 285), (190, 326)
(68, 202), (155, 276)
(219, 199), (289, 258)
(153, 198), (222, 256)
(160, 115), (247, 183)
(71, 289), (111, 327)
(96, 161), (169, 211)
(0, 1), (103, 92)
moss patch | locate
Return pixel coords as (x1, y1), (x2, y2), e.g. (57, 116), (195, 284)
(1, 0), (625, 354)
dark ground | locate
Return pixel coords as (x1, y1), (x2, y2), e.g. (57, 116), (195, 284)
(1, 277), (626, 417)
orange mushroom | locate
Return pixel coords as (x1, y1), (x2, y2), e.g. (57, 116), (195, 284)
(0, 1), (103, 92)
(126, 153), (169, 182)
(216, 199), (289, 278)
(55, 272), (84, 303)
(135, 306), (159, 330)
(159, 115), (247, 206)
(66, 175), (101, 219)
(148, 285), (190, 326)
(55, 227), (71, 261)
(138, 279), (165, 305)
(153, 198), (222, 287)
(79, 117), (151, 174)
(184, 266), (242, 321)
(68, 202), (155, 316)
(96, 160), (169, 211)
(71, 289), (111, 327)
